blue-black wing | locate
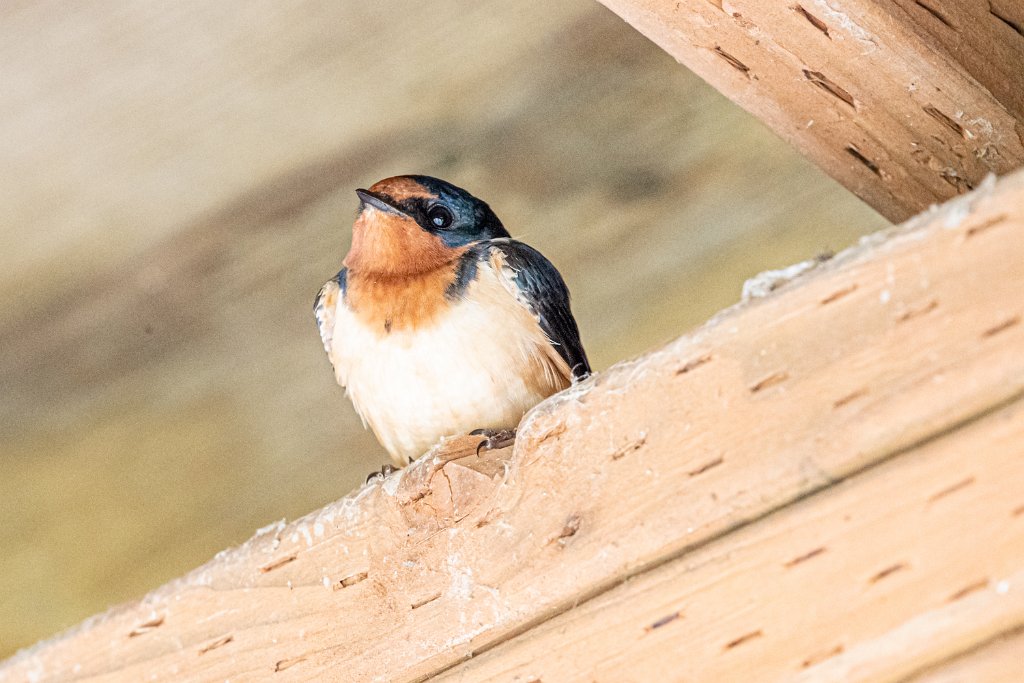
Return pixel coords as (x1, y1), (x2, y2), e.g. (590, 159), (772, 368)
(489, 240), (590, 380)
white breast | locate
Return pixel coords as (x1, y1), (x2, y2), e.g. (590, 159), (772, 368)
(327, 261), (570, 465)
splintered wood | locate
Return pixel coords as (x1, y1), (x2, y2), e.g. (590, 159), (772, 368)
(3, 173), (1024, 681)
(597, 0), (1024, 221)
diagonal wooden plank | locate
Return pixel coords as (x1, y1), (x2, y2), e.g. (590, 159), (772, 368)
(435, 400), (1024, 682)
(2, 171), (1023, 682)
(596, 0), (1024, 221)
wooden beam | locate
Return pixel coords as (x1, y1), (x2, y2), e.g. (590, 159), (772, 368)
(596, 0), (1024, 221)
(438, 401), (1024, 682)
(3, 170), (1023, 681)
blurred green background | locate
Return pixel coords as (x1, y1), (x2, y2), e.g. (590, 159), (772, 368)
(0, 0), (888, 657)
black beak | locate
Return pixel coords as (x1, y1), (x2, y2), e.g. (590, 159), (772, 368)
(356, 189), (409, 217)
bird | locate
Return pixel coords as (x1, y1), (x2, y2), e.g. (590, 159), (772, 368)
(314, 175), (589, 468)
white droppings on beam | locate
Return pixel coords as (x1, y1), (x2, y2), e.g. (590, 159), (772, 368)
(939, 174), (997, 229)
(446, 552), (475, 602)
(742, 260), (820, 300)
(810, 0), (878, 52)
(381, 468), (405, 497)
(254, 519), (286, 540)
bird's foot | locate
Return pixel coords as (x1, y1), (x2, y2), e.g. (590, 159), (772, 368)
(470, 428), (517, 455)
(365, 463), (397, 484)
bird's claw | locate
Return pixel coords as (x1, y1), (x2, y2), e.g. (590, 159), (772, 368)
(365, 463), (397, 484)
(470, 428), (517, 456)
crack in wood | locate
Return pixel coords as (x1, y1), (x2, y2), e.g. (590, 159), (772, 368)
(198, 635), (233, 655)
(725, 629), (763, 649)
(645, 611), (682, 632)
(803, 70), (856, 109)
(128, 616), (164, 638)
(259, 554), (297, 573)
(411, 592), (442, 610)
(834, 388), (869, 409)
(794, 5), (830, 38)
(981, 315), (1020, 338)
(274, 655), (306, 672)
(846, 145), (882, 176)
(990, 3), (1024, 36)
(534, 422), (567, 446)
(896, 300), (939, 322)
(915, 0), (954, 28)
(869, 562), (908, 583)
(924, 105), (969, 139)
(713, 46), (751, 77)
(676, 354), (712, 375)
(338, 571), (369, 588)
(940, 168), (975, 193)
(820, 283), (859, 304)
(963, 213), (1008, 238)
(801, 643), (844, 668)
(750, 371), (789, 393)
(546, 514), (583, 546)
(784, 546), (826, 568)
(610, 433), (647, 460)
(687, 456), (724, 477)
(928, 476), (976, 502)
(947, 578), (989, 602)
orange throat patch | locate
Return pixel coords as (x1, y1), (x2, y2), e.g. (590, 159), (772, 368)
(344, 267), (463, 334)
(343, 207), (466, 333)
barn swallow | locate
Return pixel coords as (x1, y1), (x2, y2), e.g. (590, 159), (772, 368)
(314, 175), (589, 467)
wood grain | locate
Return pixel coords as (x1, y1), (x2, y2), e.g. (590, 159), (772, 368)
(597, 0), (1024, 221)
(3, 168), (1021, 681)
(438, 401), (1024, 682)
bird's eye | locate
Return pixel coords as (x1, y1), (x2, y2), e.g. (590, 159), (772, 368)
(427, 205), (454, 229)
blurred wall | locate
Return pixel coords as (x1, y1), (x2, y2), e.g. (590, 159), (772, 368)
(0, 0), (888, 656)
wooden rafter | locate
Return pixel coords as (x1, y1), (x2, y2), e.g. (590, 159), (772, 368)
(597, 0), (1024, 221)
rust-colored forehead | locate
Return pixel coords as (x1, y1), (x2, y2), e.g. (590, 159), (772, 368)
(368, 176), (433, 201)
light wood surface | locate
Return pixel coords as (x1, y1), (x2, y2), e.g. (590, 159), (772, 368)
(439, 402), (1024, 682)
(598, 0), (1024, 221)
(0, 0), (889, 655)
(3, 166), (1020, 682)
(907, 629), (1024, 683)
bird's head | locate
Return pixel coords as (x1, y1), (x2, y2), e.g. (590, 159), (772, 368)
(344, 175), (509, 276)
